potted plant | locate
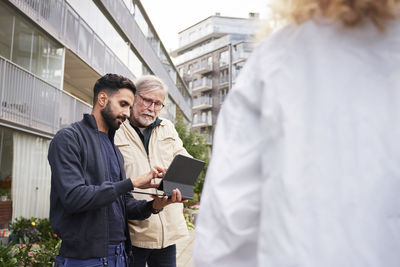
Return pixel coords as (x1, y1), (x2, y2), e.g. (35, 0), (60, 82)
(0, 188), (10, 201)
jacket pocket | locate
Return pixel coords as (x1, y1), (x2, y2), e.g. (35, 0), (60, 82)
(157, 137), (175, 164)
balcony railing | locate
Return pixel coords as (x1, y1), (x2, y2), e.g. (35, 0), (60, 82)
(192, 115), (212, 128)
(193, 78), (212, 93)
(192, 60), (213, 75)
(193, 96), (213, 110)
(9, 0), (134, 81)
(232, 42), (253, 63)
(0, 56), (91, 136)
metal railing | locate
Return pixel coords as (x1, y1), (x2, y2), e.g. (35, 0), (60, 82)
(192, 59), (213, 74)
(193, 77), (212, 90)
(0, 56), (91, 136)
(192, 113), (212, 127)
(232, 42), (253, 63)
(9, 0), (192, 119)
(193, 96), (212, 108)
(97, 0), (192, 119)
(9, 0), (135, 81)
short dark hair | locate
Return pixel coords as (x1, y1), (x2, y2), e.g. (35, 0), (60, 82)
(93, 73), (136, 105)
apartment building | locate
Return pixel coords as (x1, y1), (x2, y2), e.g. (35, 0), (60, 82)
(0, 0), (191, 227)
(171, 14), (259, 146)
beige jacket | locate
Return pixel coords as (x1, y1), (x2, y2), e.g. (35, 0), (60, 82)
(115, 118), (189, 249)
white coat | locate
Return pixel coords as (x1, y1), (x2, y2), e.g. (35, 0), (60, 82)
(194, 19), (400, 267)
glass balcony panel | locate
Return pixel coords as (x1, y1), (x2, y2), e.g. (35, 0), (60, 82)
(192, 111), (212, 128)
(0, 56), (91, 135)
(192, 77), (212, 93)
(232, 42), (253, 63)
(92, 35), (106, 73)
(193, 95), (212, 110)
(192, 57), (213, 75)
(64, 7), (79, 51)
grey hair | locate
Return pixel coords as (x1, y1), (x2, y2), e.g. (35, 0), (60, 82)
(135, 75), (168, 96)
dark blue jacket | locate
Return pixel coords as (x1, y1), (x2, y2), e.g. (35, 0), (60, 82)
(48, 114), (153, 259)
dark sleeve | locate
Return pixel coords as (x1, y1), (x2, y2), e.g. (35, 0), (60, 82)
(48, 129), (134, 214)
(124, 193), (153, 220)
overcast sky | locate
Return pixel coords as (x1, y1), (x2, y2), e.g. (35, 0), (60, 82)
(140, 0), (269, 52)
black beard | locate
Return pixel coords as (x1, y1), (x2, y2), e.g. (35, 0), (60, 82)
(101, 102), (124, 131)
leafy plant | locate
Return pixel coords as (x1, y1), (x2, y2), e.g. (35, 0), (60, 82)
(31, 238), (61, 266)
(2, 217), (61, 266)
(0, 244), (18, 266)
(174, 117), (209, 196)
(184, 198), (199, 209)
(0, 188), (10, 198)
(184, 213), (195, 230)
(9, 217), (41, 244)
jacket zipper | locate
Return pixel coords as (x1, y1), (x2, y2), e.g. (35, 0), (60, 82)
(96, 130), (109, 257)
(147, 130), (165, 249)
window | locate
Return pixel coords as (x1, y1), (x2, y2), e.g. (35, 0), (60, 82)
(219, 50), (229, 67)
(207, 56), (212, 67)
(0, 127), (13, 184)
(201, 112), (207, 123)
(192, 61), (199, 72)
(232, 43), (243, 62)
(1, 3), (64, 88)
(219, 69), (229, 84)
(0, 127), (52, 224)
(192, 79), (198, 88)
(188, 64), (193, 75)
(0, 2), (14, 60)
(220, 88), (229, 104)
(232, 62), (245, 82)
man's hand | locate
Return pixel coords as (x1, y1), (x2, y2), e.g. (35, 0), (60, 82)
(130, 166), (166, 189)
(151, 188), (188, 210)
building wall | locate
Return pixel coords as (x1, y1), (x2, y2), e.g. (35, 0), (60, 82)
(173, 16), (258, 147)
(0, 0), (190, 226)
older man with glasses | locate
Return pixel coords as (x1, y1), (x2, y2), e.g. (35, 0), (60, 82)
(115, 75), (191, 267)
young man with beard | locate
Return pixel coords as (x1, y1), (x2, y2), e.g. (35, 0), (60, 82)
(48, 74), (184, 267)
(115, 75), (190, 267)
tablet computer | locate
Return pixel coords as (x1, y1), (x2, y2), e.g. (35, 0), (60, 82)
(158, 154), (205, 200)
(132, 154), (205, 200)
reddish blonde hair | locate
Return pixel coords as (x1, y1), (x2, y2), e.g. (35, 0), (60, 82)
(273, 0), (400, 30)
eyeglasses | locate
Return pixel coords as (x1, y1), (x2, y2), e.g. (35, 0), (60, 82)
(137, 94), (165, 111)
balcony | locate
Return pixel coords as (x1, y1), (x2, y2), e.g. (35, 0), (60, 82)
(192, 60), (213, 75)
(192, 113), (212, 128)
(0, 56), (91, 136)
(10, 0), (134, 81)
(232, 42), (253, 64)
(192, 96), (213, 110)
(232, 54), (246, 65)
(192, 78), (212, 93)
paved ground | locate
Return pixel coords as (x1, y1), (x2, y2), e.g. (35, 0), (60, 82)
(176, 230), (196, 267)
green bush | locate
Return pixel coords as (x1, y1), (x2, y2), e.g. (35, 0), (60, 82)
(174, 118), (210, 196)
(0, 244), (18, 266)
(1, 217), (60, 266)
(184, 198), (199, 209)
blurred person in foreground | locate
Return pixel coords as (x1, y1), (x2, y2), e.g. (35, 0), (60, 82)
(48, 74), (184, 267)
(115, 75), (190, 267)
(194, 1), (400, 266)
